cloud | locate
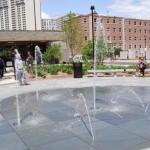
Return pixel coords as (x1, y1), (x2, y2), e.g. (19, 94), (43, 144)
(108, 0), (150, 19)
(42, 11), (51, 19)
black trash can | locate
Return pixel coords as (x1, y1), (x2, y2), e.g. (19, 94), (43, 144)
(73, 62), (83, 78)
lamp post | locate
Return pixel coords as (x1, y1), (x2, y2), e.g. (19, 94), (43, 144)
(90, 5), (95, 63)
(144, 37), (146, 60)
(33, 0), (37, 30)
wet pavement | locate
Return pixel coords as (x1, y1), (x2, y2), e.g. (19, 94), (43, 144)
(1, 74), (150, 149)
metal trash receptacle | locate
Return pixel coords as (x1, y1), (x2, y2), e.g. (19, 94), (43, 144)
(73, 62), (83, 78)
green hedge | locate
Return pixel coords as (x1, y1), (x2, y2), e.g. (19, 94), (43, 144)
(30, 63), (137, 77)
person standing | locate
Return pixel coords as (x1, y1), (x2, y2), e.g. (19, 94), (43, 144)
(0, 57), (5, 78)
(26, 51), (34, 78)
(138, 59), (146, 77)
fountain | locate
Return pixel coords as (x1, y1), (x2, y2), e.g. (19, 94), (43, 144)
(35, 45), (43, 100)
(1, 82), (150, 150)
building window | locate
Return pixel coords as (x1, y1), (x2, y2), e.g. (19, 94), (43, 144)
(139, 37), (142, 41)
(119, 36), (122, 40)
(113, 28), (116, 32)
(144, 22), (146, 26)
(119, 28), (121, 32)
(129, 21), (131, 25)
(94, 18), (96, 23)
(134, 21), (136, 25)
(134, 29), (136, 33)
(85, 36), (87, 41)
(145, 30), (147, 33)
(94, 27), (97, 32)
(134, 37), (137, 40)
(134, 45), (136, 48)
(107, 19), (109, 23)
(129, 29), (131, 32)
(140, 45), (142, 48)
(107, 36), (110, 41)
(139, 29), (142, 33)
(107, 27), (110, 32)
(113, 36), (116, 40)
(119, 19), (122, 24)
(84, 28), (87, 32)
(129, 37), (131, 40)
(139, 22), (141, 25)
(83, 18), (87, 23)
(129, 45), (131, 49)
(113, 19), (115, 23)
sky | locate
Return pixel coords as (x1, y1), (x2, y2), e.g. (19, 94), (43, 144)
(41, 0), (150, 20)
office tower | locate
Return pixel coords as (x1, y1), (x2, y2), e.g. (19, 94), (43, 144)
(0, 0), (41, 30)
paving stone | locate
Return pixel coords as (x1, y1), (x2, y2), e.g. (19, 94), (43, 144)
(0, 132), (27, 150)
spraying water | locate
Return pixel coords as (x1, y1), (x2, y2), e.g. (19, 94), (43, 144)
(79, 93), (95, 140)
(15, 85), (21, 127)
(34, 45), (43, 100)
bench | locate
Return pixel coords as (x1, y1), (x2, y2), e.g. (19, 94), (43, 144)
(87, 69), (150, 77)
(87, 69), (124, 77)
(126, 69), (150, 77)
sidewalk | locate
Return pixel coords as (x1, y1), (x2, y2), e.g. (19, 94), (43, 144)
(0, 72), (16, 85)
(0, 67), (16, 85)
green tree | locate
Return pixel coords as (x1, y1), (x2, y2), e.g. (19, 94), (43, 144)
(114, 47), (122, 57)
(43, 44), (62, 64)
(96, 37), (112, 64)
(82, 40), (93, 61)
(62, 12), (84, 58)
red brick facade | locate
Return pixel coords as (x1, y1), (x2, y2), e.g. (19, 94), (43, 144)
(77, 14), (150, 52)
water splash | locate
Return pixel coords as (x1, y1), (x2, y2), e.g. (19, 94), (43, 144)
(79, 93), (95, 140)
(130, 89), (145, 108)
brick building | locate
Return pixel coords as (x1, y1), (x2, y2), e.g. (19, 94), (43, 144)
(77, 13), (150, 59)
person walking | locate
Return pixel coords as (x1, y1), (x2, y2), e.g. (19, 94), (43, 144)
(26, 51), (34, 78)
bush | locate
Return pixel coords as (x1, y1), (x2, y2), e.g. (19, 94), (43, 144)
(43, 44), (62, 64)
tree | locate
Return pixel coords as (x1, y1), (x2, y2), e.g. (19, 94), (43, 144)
(82, 40), (93, 61)
(114, 48), (122, 57)
(96, 37), (112, 64)
(62, 12), (84, 58)
(43, 44), (62, 64)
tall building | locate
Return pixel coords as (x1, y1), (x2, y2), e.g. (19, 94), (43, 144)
(0, 0), (41, 30)
(41, 17), (58, 31)
(41, 15), (68, 31)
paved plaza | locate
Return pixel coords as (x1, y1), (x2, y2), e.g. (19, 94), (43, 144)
(1, 75), (150, 150)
